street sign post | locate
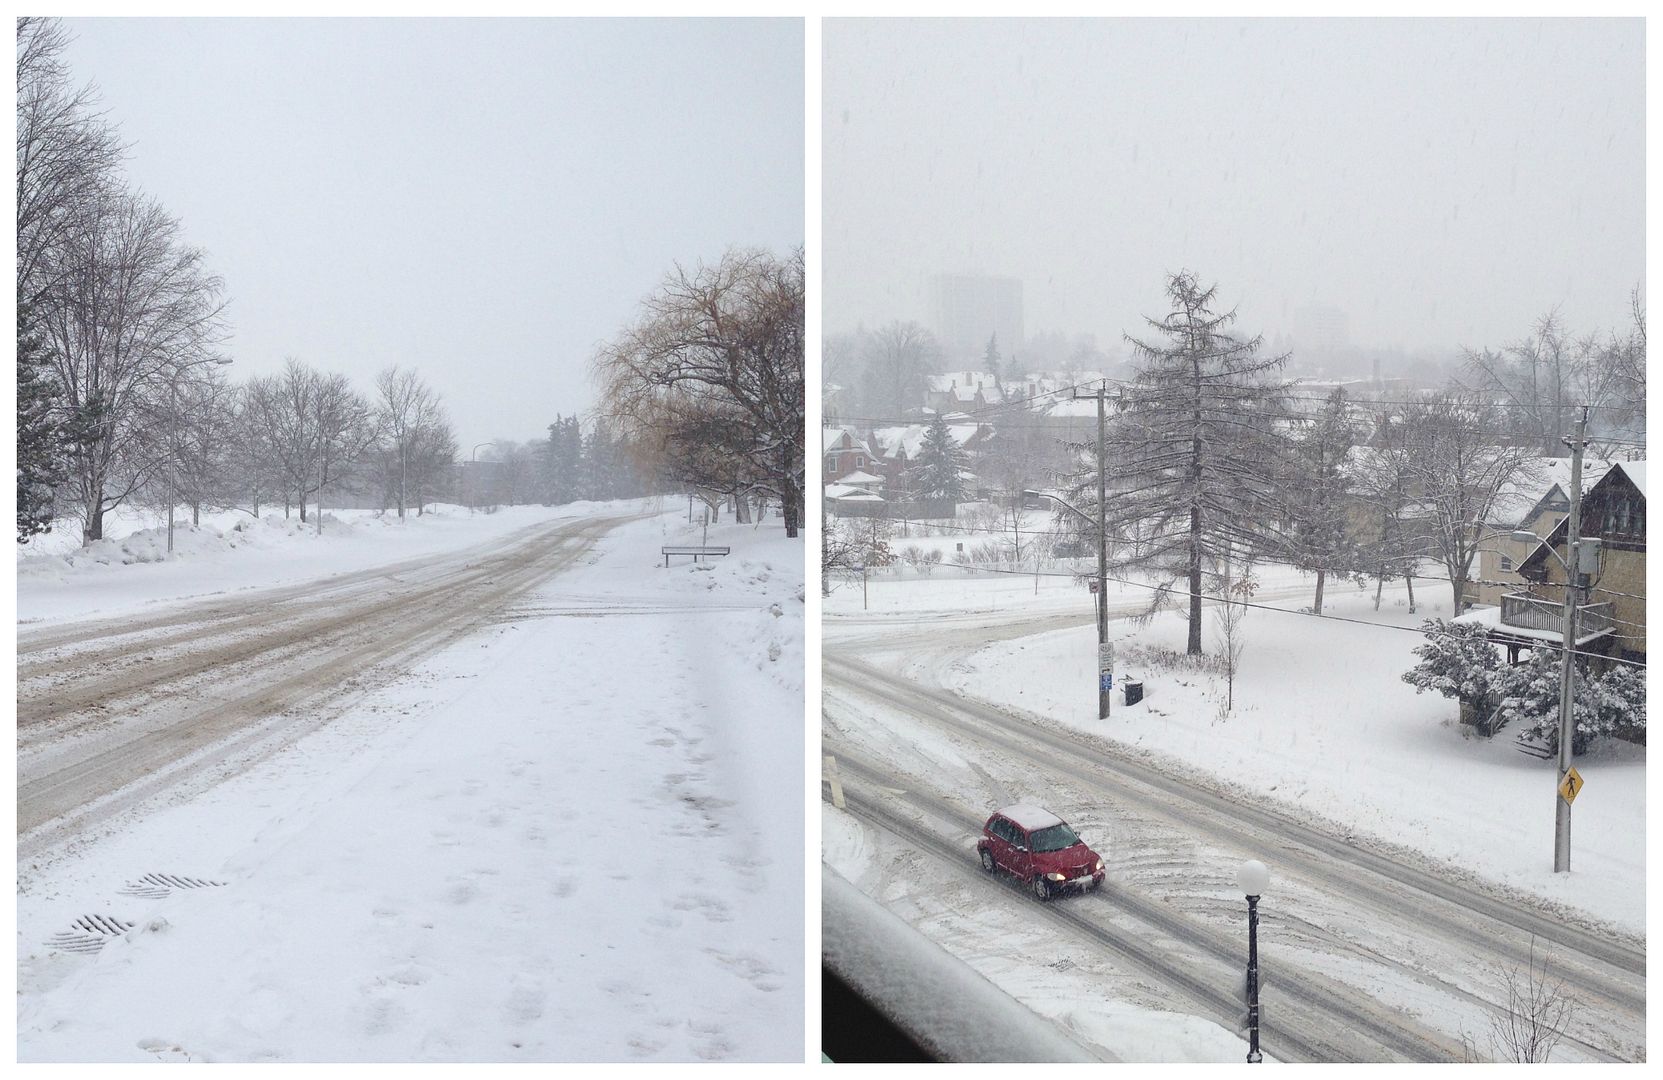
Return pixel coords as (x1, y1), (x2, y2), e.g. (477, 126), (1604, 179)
(1558, 766), (1584, 805)
(1099, 643), (1114, 709)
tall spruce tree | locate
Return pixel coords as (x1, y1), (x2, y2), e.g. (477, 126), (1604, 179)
(1097, 271), (1292, 655)
(984, 332), (1001, 383)
(1285, 386), (1362, 614)
(16, 296), (68, 541)
(910, 412), (971, 502)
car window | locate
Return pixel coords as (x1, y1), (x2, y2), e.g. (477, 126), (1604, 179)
(1029, 823), (1081, 852)
(992, 818), (1016, 844)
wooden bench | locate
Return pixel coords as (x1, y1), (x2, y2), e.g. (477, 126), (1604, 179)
(661, 545), (731, 567)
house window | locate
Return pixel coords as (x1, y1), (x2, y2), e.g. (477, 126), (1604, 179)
(824, 455), (838, 474)
(1500, 555), (1514, 572)
(856, 456), (865, 468)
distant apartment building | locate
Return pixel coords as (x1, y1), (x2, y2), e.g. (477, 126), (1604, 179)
(928, 273), (1025, 358)
(1293, 304), (1350, 359)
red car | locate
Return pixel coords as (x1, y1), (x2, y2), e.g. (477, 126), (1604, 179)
(976, 804), (1106, 900)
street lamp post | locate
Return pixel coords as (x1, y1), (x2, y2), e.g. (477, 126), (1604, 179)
(1024, 488), (1110, 719)
(166, 356), (234, 554)
(1238, 859), (1269, 1063)
(469, 442), (493, 511)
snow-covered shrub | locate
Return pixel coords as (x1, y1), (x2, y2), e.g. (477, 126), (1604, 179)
(1498, 651), (1646, 755)
(1401, 619), (1506, 733)
(1119, 641), (1226, 678)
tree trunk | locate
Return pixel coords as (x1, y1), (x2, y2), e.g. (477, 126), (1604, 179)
(1313, 568), (1326, 615)
(83, 504), (104, 544)
(192, 502), (200, 527)
(781, 472), (802, 539)
(1405, 573), (1416, 613)
(1188, 508), (1203, 655)
(734, 494), (752, 524)
(1374, 567), (1385, 611)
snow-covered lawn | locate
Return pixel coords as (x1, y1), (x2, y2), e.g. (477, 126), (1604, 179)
(17, 506), (804, 1062)
(935, 583), (1644, 934)
(17, 502), (612, 626)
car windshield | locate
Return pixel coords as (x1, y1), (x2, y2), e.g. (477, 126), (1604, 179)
(1029, 823), (1081, 852)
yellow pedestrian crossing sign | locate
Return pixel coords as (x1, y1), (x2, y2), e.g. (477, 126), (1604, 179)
(1558, 767), (1584, 805)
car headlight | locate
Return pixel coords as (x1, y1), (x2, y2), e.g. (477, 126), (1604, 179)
(1095, 859), (1104, 872)
(1046, 872), (1066, 882)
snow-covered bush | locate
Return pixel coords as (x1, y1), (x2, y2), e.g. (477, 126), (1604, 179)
(1498, 651), (1646, 755)
(1401, 619), (1507, 733)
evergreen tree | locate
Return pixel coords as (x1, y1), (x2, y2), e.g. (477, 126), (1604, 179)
(1497, 651), (1646, 755)
(984, 332), (1001, 383)
(1285, 386), (1362, 613)
(1401, 619), (1506, 733)
(16, 297), (69, 542)
(1084, 271), (1292, 654)
(910, 412), (971, 502)
(542, 415), (584, 505)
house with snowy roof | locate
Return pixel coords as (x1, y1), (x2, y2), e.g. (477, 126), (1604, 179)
(925, 372), (1005, 414)
(1457, 460), (1646, 671)
(1465, 457), (1615, 609)
(822, 427), (876, 486)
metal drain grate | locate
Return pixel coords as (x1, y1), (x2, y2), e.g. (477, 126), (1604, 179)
(117, 873), (225, 900)
(1049, 958), (1077, 972)
(49, 914), (136, 954)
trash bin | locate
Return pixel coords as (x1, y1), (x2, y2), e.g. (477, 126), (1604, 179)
(1123, 680), (1143, 706)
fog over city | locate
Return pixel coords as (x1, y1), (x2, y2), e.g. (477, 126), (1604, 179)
(59, 17), (805, 448)
(823, 18), (1643, 369)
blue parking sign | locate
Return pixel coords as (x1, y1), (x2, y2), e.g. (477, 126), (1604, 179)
(1100, 673), (1113, 691)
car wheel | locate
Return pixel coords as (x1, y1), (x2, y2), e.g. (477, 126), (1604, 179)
(980, 849), (996, 874)
(1032, 875), (1050, 901)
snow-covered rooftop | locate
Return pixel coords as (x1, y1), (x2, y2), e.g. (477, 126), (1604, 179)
(1616, 460), (1646, 498)
(1488, 457), (1614, 526)
(837, 470), (885, 486)
(870, 424), (976, 459)
(998, 804), (1064, 831)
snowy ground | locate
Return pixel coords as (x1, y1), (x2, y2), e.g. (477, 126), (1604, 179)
(17, 502), (805, 1062)
(823, 560), (1645, 1062)
(17, 502), (606, 626)
(826, 565), (1643, 934)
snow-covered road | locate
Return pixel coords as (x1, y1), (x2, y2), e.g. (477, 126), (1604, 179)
(821, 596), (1645, 1063)
(18, 503), (805, 1062)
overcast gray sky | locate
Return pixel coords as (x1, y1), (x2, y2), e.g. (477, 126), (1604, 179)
(63, 17), (804, 450)
(824, 18), (1644, 362)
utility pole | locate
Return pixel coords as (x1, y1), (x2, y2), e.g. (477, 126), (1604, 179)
(1553, 406), (1589, 873)
(1073, 383), (1111, 719)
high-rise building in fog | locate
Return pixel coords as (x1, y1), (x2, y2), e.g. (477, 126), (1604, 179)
(928, 273), (1025, 359)
(1293, 304), (1350, 356)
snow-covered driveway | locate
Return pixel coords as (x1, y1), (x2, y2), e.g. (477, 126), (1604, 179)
(17, 506), (804, 1062)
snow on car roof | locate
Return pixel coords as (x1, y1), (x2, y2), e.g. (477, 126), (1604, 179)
(997, 804), (1063, 831)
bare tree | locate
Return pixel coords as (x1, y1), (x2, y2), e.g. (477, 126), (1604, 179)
(373, 365), (441, 518)
(33, 191), (228, 543)
(594, 247), (805, 536)
(1212, 571), (1255, 713)
(1459, 312), (1599, 457)
(1487, 938), (1577, 1063)
(15, 16), (125, 300)
(248, 359), (377, 524)
(858, 320), (941, 417)
(1396, 392), (1538, 613)
(404, 416), (457, 514)
(1346, 404), (1424, 613)
(154, 363), (239, 526)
